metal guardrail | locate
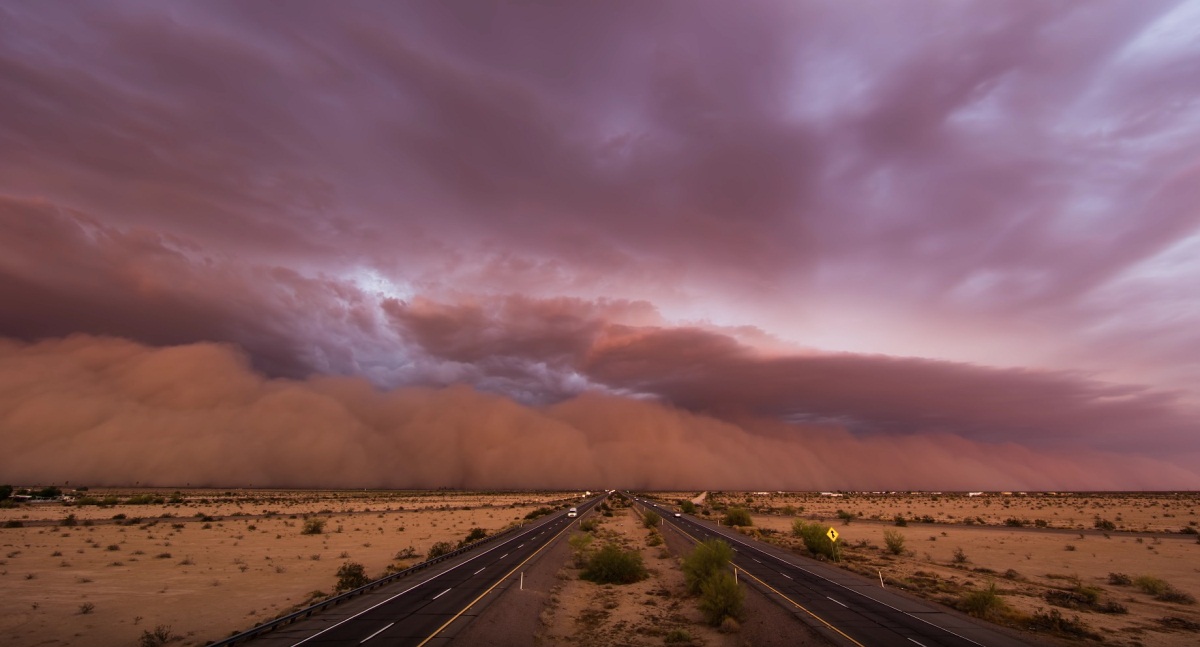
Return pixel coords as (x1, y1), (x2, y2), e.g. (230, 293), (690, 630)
(208, 517), (538, 646)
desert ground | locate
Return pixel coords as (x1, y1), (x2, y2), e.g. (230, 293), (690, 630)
(4, 489), (1198, 647)
(647, 491), (1200, 647)
(0, 488), (584, 646)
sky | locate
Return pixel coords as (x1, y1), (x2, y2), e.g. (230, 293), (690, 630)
(1, 1), (1198, 490)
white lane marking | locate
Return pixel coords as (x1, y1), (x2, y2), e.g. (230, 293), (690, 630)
(518, 543), (525, 548)
(432, 588), (451, 600)
(473, 567), (486, 575)
(500, 553), (509, 559)
(692, 520), (987, 647)
(752, 558), (761, 563)
(782, 573), (792, 579)
(827, 596), (848, 608)
(360, 622), (394, 643)
(289, 495), (602, 646)
(908, 639), (928, 647)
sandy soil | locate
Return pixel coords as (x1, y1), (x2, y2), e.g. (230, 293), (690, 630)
(0, 489), (583, 646)
(650, 492), (1200, 647)
(536, 499), (743, 646)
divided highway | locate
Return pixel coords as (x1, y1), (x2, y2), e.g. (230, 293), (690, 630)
(240, 494), (606, 647)
(628, 496), (1033, 647)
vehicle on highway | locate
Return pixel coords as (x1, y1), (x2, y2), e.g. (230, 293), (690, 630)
(567, 507), (577, 518)
(674, 512), (681, 517)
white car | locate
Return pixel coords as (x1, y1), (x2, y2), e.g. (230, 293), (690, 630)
(674, 512), (681, 517)
(567, 508), (578, 518)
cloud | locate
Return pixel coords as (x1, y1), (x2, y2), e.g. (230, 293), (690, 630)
(0, 2), (1198, 485)
(1, 335), (1196, 490)
(387, 294), (1199, 458)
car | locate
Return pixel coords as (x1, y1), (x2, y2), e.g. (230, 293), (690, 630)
(567, 507), (578, 518)
(674, 512), (681, 517)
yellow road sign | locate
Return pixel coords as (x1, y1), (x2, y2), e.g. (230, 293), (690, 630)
(826, 527), (839, 542)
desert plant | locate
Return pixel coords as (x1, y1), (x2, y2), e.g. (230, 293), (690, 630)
(1094, 517), (1116, 531)
(581, 543), (647, 584)
(960, 582), (1005, 619)
(836, 509), (856, 524)
(78, 602), (95, 614)
(427, 541), (454, 559)
(568, 532), (594, 567)
(1108, 572), (1132, 585)
(579, 518), (599, 532)
(664, 628), (693, 644)
(138, 625), (174, 647)
(883, 530), (906, 555)
(458, 527), (486, 547)
(893, 515), (908, 527)
(952, 547), (968, 563)
(723, 508), (752, 527)
(698, 570), (744, 626)
(680, 500), (697, 514)
(682, 539), (734, 594)
(334, 562), (369, 592)
(642, 510), (661, 528)
(300, 518), (326, 535)
(1134, 575), (1170, 596)
(792, 521), (839, 561)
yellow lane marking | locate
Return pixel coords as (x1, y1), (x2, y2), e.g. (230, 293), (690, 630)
(637, 500), (865, 647)
(415, 511), (581, 647)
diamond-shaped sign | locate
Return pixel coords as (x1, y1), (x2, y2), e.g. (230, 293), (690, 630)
(826, 527), (839, 542)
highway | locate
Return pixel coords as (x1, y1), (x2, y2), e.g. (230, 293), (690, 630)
(628, 496), (1033, 647)
(241, 494), (605, 647)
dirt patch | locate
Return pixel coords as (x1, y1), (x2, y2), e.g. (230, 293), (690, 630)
(0, 489), (582, 646)
(659, 491), (1200, 647)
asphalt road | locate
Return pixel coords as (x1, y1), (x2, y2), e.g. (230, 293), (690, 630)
(628, 496), (1034, 647)
(245, 494), (606, 647)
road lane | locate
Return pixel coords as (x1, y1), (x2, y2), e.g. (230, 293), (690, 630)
(240, 494), (606, 647)
(628, 496), (1033, 647)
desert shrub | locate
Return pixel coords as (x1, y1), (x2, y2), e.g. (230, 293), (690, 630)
(0, 484), (11, 500)
(723, 508), (752, 527)
(126, 494), (165, 505)
(836, 509), (855, 524)
(952, 547), (968, 564)
(682, 539), (733, 595)
(960, 582), (1005, 619)
(1108, 572), (1132, 585)
(524, 507), (554, 520)
(893, 515), (908, 527)
(1093, 517), (1116, 531)
(1028, 609), (1098, 639)
(427, 541), (454, 559)
(647, 531), (663, 547)
(568, 532), (594, 567)
(792, 521), (839, 561)
(60, 514), (78, 527)
(458, 527), (486, 547)
(642, 510), (661, 528)
(138, 625), (174, 647)
(664, 628), (693, 643)
(1135, 575), (1170, 596)
(1157, 589), (1196, 605)
(78, 602), (95, 614)
(680, 500), (697, 514)
(883, 530), (906, 555)
(3, 520), (22, 528)
(581, 543), (647, 584)
(1004, 517), (1026, 527)
(698, 570), (744, 626)
(300, 518), (326, 535)
(334, 562), (369, 592)
(579, 518), (599, 532)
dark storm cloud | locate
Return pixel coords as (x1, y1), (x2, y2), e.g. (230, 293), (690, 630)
(1, 1), (1198, 487)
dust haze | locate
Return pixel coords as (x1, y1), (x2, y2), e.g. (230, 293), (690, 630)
(1, 335), (1195, 491)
